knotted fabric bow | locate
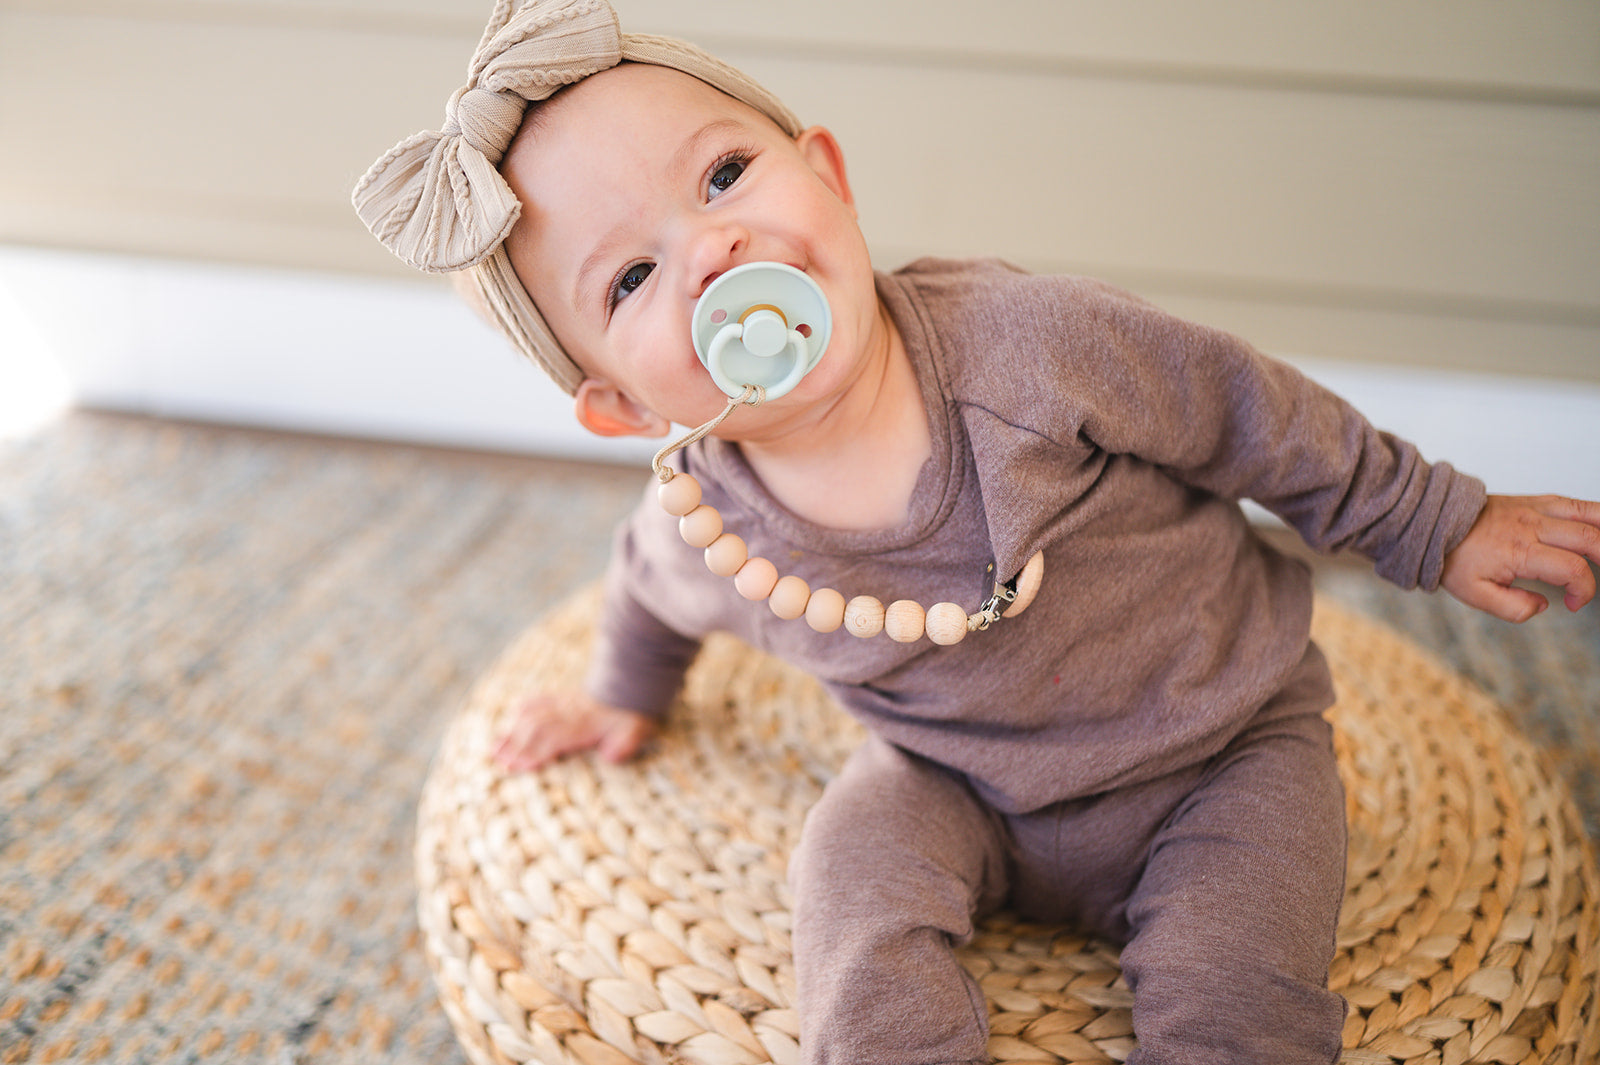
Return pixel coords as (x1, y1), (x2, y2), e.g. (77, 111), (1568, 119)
(351, 0), (802, 394)
(353, 0), (622, 274)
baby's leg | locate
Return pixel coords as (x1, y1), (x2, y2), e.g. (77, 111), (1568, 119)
(789, 734), (1008, 1065)
(1119, 659), (1348, 1065)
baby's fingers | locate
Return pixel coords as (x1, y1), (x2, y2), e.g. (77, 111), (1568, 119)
(491, 713), (553, 771)
(1444, 494), (1600, 620)
(598, 714), (656, 764)
(1451, 574), (1549, 624)
(1542, 493), (1600, 533)
(492, 695), (654, 772)
(1539, 504), (1600, 563)
(1522, 540), (1597, 612)
(1528, 500), (1600, 611)
(492, 696), (592, 771)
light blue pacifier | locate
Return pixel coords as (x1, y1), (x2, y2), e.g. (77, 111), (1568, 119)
(691, 262), (832, 401)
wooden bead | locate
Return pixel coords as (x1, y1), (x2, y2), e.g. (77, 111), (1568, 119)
(658, 473), (702, 516)
(1002, 550), (1046, 618)
(734, 557), (779, 601)
(804, 587), (846, 633)
(665, 473), (1035, 647)
(885, 600), (926, 643)
(925, 602), (969, 646)
(769, 575), (811, 620)
(705, 533), (747, 577)
(678, 504), (723, 548)
(844, 595), (885, 638)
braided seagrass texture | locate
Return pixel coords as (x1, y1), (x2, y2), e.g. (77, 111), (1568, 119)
(416, 586), (1600, 1065)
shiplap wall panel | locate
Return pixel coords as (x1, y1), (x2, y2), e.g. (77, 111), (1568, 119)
(10, 0), (1595, 96)
(811, 65), (1599, 380)
(1, 0), (1596, 380)
(820, 66), (1600, 307)
(0, 8), (461, 265)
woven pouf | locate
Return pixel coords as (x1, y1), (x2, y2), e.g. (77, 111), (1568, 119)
(417, 586), (1600, 1065)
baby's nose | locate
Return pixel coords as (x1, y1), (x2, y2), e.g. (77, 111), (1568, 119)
(683, 221), (750, 298)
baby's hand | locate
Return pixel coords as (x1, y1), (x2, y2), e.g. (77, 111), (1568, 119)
(1441, 494), (1600, 622)
(491, 691), (656, 772)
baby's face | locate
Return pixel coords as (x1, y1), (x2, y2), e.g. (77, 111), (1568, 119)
(501, 64), (878, 432)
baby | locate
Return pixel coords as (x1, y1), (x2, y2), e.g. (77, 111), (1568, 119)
(354, 2), (1600, 1062)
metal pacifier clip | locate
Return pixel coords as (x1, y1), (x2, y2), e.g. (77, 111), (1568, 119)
(650, 261), (1043, 644)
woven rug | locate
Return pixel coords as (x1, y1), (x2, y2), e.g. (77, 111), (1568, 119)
(0, 414), (640, 1064)
(2, 411), (1597, 1065)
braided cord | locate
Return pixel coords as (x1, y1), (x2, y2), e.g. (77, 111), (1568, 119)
(651, 385), (765, 482)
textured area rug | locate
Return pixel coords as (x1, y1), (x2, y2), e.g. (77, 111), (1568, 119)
(2, 413), (642, 1063)
(2, 411), (1596, 1064)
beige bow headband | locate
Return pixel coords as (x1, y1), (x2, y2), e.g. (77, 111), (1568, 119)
(351, 0), (802, 394)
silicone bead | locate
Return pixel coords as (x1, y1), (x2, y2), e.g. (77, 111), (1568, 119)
(844, 595), (885, 638)
(734, 557), (779, 601)
(1002, 550), (1046, 618)
(658, 473), (702, 516)
(656, 450), (1040, 646)
(769, 575), (811, 620)
(705, 533), (748, 578)
(885, 600), (926, 643)
(678, 505), (723, 548)
(925, 602), (969, 646)
(804, 587), (847, 633)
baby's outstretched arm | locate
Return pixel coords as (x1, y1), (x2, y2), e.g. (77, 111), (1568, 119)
(492, 691), (656, 771)
(1441, 494), (1600, 622)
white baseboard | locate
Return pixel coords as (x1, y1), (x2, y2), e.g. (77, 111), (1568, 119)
(3, 246), (1597, 503)
(0, 245), (658, 465)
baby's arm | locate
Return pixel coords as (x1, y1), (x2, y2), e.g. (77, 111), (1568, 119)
(1441, 494), (1600, 622)
(489, 470), (719, 773)
(492, 692), (657, 772)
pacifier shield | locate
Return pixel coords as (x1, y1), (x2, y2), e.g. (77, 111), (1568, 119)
(691, 263), (832, 400)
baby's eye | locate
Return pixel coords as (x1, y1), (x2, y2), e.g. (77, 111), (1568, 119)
(708, 158), (746, 198)
(614, 261), (654, 304)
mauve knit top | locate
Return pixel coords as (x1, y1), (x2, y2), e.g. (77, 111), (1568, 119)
(583, 258), (1487, 814)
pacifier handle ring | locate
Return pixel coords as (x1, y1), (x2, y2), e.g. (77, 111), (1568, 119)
(705, 322), (748, 397)
(705, 322), (812, 400)
(768, 332), (811, 394)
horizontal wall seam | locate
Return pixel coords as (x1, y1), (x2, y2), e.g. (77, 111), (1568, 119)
(703, 35), (1600, 109)
(871, 246), (1600, 328)
(5, 2), (1597, 107)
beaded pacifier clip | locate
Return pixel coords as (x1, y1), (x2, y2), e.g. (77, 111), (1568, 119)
(651, 262), (1043, 645)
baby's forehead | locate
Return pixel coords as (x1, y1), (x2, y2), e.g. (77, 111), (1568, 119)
(498, 62), (787, 312)
(519, 62), (779, 146)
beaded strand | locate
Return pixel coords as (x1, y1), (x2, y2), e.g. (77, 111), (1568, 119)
(651, 386), (1044, 645)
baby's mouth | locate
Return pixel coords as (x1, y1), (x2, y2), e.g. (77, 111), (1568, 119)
(689, 262), (832, 403)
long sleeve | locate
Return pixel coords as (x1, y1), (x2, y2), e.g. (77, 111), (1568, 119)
(581, 495), (708, 717)
(583, 552), (701, 716)
(912, 260), (1487, 591)
(1069, 289), (1485, 590)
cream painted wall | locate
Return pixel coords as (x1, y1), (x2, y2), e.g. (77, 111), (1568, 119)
(2, 0), (1596, 383)
(1, 0), (1597, 489)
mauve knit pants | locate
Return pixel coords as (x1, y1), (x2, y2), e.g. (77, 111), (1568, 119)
(789, 647), (1348, 1065)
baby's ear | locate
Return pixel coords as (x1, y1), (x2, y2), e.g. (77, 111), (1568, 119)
(795, 126), (855, 214)
(574, 379), (671, 438)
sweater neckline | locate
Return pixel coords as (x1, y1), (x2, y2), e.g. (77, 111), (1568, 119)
(695, 271), (963, 557)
